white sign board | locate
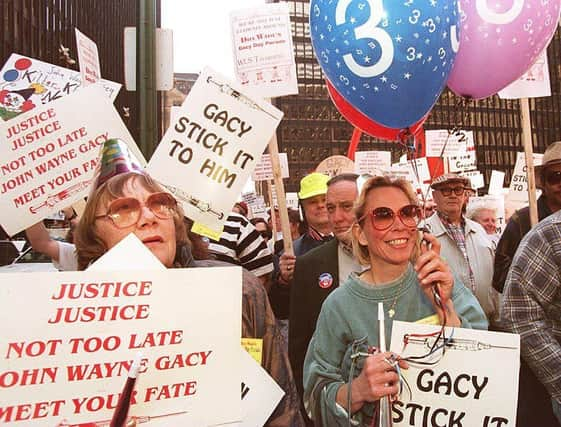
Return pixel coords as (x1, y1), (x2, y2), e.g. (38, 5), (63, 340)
(146, 67), (283, 232)
(316, 155), (355, 178)
(0, 53), (120, 122)
(0, 266), (242, 426)
(230, 3), (298, 97)
(508, 152), (543, 203)
(286, 192), (299, 211)
(499, 50), (551, 99)
(252, 153), (289, 181)
(425, 130), (474, 157)
(354, 151), (391, 175)
(448, 151), (477, 173)
(461, 170), (485, 190)
(488, 170), (505, 196)
(0, 85), (141, 236)
(75, 28), (101, 86)
(390, 321), (520, 427)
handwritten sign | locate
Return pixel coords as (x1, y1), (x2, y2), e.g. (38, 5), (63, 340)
(461, 170), (485, 190)
(425, 130), (474, 157)
(252, 153), (289, 181)
(448, 151), (477, 173)
(499, 50), (551, 99)
(230, 3), (298, 97)
(0, 85), (141, 236)
(354, 151), (391, 175)
(390, 321), (519, 427)
(0, 265), (242, 426)
(508, 152), (543, 204)
(316, 155), (355, 178)
(0, 53), (120, 121)
(146, 67), (283, 232)
(75, 29), (101, 86)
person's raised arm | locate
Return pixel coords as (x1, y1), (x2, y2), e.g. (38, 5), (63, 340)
(25, 221), (60, 262)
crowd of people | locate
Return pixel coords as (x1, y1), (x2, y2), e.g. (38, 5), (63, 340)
(11, 139), (561, 426)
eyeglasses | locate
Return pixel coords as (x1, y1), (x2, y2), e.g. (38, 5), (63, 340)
(436, 186), (466, 197)
(545, 171), (561, 186)
(95, 192), (177, 229)
(363, 204), (422, 231)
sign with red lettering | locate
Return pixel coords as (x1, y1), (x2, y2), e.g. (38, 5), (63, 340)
(390, 321), (519, 427)
(0, 84), (142, 236)
(230, 3), (298, 98)
(75, 28), (101, 86)
(0, 266), (242, 426)
(0, 53), (120, 122)
(146, 67), (283, 233)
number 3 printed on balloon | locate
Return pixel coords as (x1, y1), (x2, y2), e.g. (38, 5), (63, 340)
(476, 0), (524, 25)
(335, 0), (394, 78)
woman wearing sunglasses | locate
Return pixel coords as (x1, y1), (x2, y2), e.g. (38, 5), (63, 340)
(74, 170), (305, 426)
(303, 176), (487, 426)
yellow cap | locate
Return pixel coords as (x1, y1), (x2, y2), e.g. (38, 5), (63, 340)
(298, 172), (329, 200)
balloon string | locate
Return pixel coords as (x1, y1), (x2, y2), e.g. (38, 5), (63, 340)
(347, 127), (362, 160)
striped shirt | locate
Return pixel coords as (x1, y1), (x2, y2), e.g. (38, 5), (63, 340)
(208, 212), (273, 277)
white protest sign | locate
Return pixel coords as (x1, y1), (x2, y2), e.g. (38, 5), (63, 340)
(390, 321), (520, 427)
(0, 85), (141, 236)
(354, 151), (391, 175)
(230, 3), (298, 98)
(448, 151), (477, 173)
(146, 67), (283, 232)
(286, 192), (299, 211)
(0, 266), (242, 426)
(390, 162), (418, 190)
(0, 53), (120, 121)
(75, 28), (101, 86)
(252, 153), (289, 181)
(499, 50), (551, 99)
(508, 152), (543, 203)
(488, 170), (505, 196)
(408, 157), (431, 183)
(316, 155), (355, 178)
(460, 170), (485, 190)
(425, 130), (473, 157)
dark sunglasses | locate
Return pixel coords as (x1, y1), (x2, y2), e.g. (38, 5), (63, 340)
(436, 186), (466, 197)
(363, 204), (422, 231)
(545, 171), (561, 186)
(95, 192), (177, 229)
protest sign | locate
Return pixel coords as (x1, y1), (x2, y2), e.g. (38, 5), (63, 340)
(354, 151), (391, 175)
(461, 170), (485, 190)
(75, 29), (101, 86)
(488, 171), (506, 196)
(448, 151), (477, 173)
(286, 192), (299, 211)
(146, 67), (283, 232)
(0, 264), (242, 426)
(508, 152), (543, 204)
(499, 50), (551, 99)
(252, 153), (289, 181)
(316, 155), (355, 178)
(390, 321), (520, 427)
(0, 53), (120, 121)
(425, 130), (474, 157)
(0, 85), (141, 236)
(230, 2), (298, 98)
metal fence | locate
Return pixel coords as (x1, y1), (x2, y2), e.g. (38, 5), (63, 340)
(0, 0), (161, 144)
(277, 0), (561, 192)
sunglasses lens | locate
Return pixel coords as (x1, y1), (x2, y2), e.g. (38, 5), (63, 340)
(107, 197), (141, 227)
(148, 193), (176, 219)
(546, 171), (561, 185)
(372, 207), (395, 230)
(400, 205), (421, 227)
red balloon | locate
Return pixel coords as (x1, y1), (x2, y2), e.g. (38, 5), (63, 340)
(326, 79), (426, 141)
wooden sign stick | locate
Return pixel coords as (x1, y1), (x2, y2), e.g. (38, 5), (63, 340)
(520, 98), (538, 226)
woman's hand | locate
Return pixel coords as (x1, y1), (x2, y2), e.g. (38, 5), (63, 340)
(336, 352), (408, 413)
(415, 232), (460, 326)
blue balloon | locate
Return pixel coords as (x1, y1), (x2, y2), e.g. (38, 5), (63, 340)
(311, 0), (460, 129)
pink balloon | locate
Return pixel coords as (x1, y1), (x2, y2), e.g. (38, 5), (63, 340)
(448, 0), (561, 99)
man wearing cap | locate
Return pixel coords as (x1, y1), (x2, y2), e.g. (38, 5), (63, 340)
(288, 173), (363, 426)
(496, 141), (561, 427)
(269, 172), (332, 320)
(425, 173), (497, 324)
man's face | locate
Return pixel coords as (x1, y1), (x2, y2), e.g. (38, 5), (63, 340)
(432, 182), (467, 218)
(542, 163), (561, 211)
(301, 194), (329, 230)
(326, 180), (358, 243)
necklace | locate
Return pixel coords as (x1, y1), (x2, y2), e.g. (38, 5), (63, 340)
(361, 269), (407, 318)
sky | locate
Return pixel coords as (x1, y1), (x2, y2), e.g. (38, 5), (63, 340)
(161, 0), (266, 77)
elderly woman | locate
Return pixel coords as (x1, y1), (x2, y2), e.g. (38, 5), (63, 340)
(74, 171), (305, 427)
(303, 176), (487, 426)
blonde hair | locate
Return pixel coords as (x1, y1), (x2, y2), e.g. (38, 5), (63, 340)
(352, 175), (419, 265)
(74, 172), (189, 270)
